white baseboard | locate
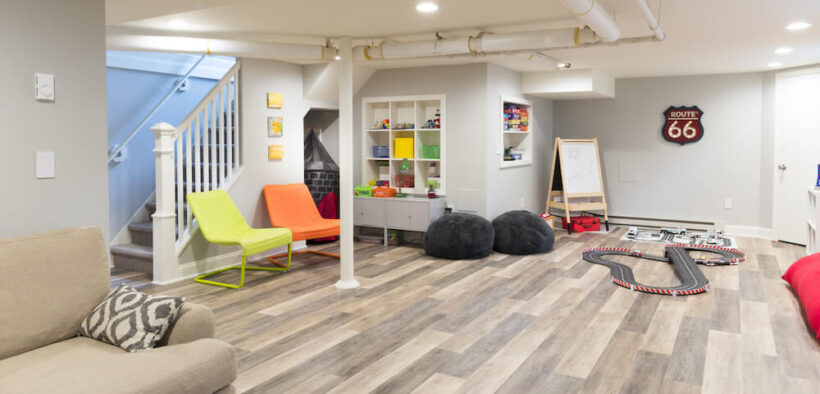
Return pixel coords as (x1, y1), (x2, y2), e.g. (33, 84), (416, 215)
(724, 225), (776, 240)
(151, 241), (308, 286)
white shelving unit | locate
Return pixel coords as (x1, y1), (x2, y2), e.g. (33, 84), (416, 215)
(499, 95), (533, 169)
(808, 187), (820, 255)
(362, 94), (446, 195)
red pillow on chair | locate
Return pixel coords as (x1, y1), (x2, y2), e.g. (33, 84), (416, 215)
(782, 253), (820, 339)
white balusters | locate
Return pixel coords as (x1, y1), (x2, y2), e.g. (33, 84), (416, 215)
(226, 81), (233, 179)
(151, 61), (242, 258)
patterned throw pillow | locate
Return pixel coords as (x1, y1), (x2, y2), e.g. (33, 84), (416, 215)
(78, 284), (185, 352)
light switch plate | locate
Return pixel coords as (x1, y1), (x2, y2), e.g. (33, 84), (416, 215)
(35, 73), (54, 101)
(35, 151), (55, 179)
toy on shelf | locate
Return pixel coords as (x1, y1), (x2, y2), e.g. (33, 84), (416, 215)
(394, 122), (414, 130)
(503, 103), (529, 131)
(372, 145), (389, 158)
(395, 158), (414, 197)
(421, 109), (441, 129)
(371, 119), (390, 130)
(422, 145), (440, 159)
(394, 138), (414, 159)
(378, 161), (390, 181)
(354, 184), (372, 197)
(373, 186), (396, 198)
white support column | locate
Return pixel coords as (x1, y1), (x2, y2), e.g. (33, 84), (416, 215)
(151, 122), (179, 284)
(336, 37), (360, 290)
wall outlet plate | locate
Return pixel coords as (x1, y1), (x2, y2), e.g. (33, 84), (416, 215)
(724, 198), (733, 209)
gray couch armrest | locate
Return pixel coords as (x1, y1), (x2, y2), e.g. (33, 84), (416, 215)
(159, 302), (217, 346)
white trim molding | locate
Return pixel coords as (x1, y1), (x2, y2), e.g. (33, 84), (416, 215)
(724, 225), (777, 240)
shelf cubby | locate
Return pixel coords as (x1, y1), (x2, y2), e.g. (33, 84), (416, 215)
(362, 94), (446, 195)
(499, 95), (533, 168)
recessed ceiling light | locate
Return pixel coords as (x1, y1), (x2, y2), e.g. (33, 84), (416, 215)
(334, 55), (341, 60)
(774, 47), (794, 54)
(557, 62), (571, 69)
(169, 19), (190, 29)
(785, 21), (812, 31)
(768, 62), (783, 68)
(416, 1), (439, 13)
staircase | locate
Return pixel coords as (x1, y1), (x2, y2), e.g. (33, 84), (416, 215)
(110, 202), (157, 274)
(109, 61), (242, 279)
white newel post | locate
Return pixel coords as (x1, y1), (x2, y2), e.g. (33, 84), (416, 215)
(336, 37), (359, 289)
(151, 122), (179, 283)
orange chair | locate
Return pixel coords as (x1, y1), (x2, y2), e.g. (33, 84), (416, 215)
(263, 183), (340, 267)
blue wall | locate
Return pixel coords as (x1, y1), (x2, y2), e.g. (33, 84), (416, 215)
(107, 68), (219, 238)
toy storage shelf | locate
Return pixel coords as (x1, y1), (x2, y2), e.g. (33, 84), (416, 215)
(362, 94), (446, 195)
(499, 95), (533, 169)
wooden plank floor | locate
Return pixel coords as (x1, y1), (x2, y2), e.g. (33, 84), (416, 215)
(115, 228), (820, 394)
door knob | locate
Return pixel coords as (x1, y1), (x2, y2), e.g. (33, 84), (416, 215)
(778, 164), (787, 170)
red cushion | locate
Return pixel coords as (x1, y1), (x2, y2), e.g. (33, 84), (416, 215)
(782, 253), (820, 339)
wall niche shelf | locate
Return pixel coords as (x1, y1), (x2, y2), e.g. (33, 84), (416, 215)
(362, 94), (446, 195)
(499, 95), (533, 169)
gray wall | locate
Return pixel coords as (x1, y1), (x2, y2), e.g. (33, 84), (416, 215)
(355, 64), (490, 215)
(554, 73), (768, 228)
(354, 63), (555, 219)
(0, 0), (109, 239)
(107, 69), (219, 238)
(178, 58), (306, 266)
(485, 64), (554, 218)
(304, 109), (340, 164)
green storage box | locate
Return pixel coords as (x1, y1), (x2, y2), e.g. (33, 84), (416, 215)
(422, 145), (440, 159)
(354, 184), (372, 197)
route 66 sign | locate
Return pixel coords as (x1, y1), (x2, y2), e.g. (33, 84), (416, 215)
(662, 106), (704, 144)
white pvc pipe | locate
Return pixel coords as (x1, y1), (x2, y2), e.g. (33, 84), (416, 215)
(558, 0), (621, 42)
(107, 34), (337, 61)
(353, 28), (597, 61)
(477, 28), (595, 52)
(634, 0), (665, 40)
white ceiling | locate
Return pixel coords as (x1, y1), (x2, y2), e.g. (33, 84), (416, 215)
(106, 0), (820, 78)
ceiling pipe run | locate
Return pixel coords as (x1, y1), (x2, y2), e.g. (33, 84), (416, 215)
(107, 34), (338, 61)
(634, 0), (665, 40)
(557, 0), (621, 42)
(353, 28), (597, 61)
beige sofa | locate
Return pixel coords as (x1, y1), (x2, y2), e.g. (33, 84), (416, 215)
(0, 227), (237, 394)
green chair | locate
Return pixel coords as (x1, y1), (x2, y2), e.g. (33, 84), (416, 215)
(188, 190), (293, 289)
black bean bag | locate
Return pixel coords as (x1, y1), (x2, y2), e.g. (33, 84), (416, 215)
(492, 210), (554, 255)
(424, 213), (495, 259)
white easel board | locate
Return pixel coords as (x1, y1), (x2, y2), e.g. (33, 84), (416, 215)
(546, 138), (609, 233)
(559, 141), (603, 195)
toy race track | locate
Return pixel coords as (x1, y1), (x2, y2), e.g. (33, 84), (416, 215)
(582, 244), (745, 296)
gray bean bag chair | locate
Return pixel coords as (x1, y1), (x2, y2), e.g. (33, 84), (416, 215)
(424, 213), (494, 259)
(492, 210), (554, 255)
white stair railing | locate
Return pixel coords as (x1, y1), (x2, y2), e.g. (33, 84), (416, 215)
(151, 60), (242, 283)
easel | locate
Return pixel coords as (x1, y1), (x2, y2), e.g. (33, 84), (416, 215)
(546, 137), (609, 234)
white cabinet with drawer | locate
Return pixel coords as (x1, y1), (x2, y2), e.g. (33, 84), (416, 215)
(354, 196), (445, 245)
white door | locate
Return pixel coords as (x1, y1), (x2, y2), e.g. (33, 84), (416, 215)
(774, 69), (820, 244)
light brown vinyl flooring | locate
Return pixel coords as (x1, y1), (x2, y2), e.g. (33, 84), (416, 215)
(113, 227), (819, 394)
